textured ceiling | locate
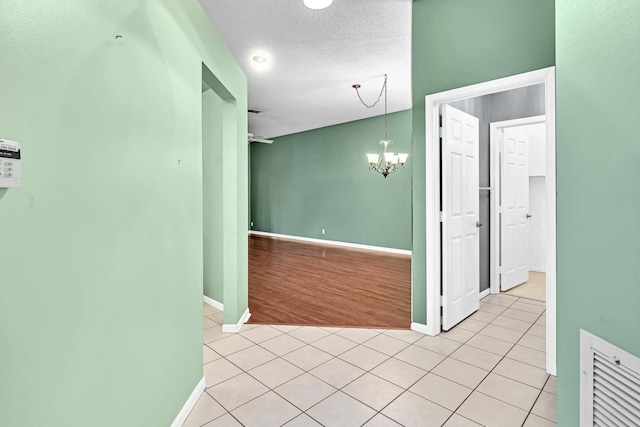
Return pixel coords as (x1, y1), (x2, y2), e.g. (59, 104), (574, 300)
(199, 0), (412, 138)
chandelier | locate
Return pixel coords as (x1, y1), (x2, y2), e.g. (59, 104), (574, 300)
(353, 74), (408, 178)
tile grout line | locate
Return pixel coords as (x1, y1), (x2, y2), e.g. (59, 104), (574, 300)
(197, 292), (550, 427)
(368, 297), (524, 425)
(436, 297), (521, 425)
(521, 394), (546, 426)
(437, 296), (549, 425)
(204, 325), (413, 425)
(261, 328), (435, 424)
(204, 309), (402, 425)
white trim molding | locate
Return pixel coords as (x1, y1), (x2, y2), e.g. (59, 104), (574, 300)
(203, 295), (224, 312)
(249, 231), (411, 256)
(170, 377), (205, 427)
(222, 308), (251, 333)
(478, 288), (491, 300)
(424, 66), (556, 375)
(410, 322), (432, 335)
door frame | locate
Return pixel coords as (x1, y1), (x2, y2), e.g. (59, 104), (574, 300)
(489, 116), (546, 294)
(424, 67), (556, 375)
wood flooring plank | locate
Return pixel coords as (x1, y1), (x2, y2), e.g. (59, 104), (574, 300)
(248, 235), (411, 328)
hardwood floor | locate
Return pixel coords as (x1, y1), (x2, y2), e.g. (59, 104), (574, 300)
(248, 235), (411, 329)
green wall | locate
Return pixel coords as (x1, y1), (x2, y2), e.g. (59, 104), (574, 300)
(0, 1), (247, 426)
(251, 110), (412, 250)
(411, 0), (555, 323)
(556, 1), (640, 424)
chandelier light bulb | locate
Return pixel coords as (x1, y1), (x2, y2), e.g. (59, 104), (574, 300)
(303, 0), (333, 10)
(384, 152), (396, 164)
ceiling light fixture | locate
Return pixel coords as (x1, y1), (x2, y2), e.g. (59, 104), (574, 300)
(252, 55), (267, 63)
(353, 74), (408, 179)
(303, 0), (333, 10)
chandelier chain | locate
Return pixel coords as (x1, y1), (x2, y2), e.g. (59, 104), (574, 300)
(353, 74), (388, 110)
(355, 73), (407, 179)
(384, 73), (388, 141)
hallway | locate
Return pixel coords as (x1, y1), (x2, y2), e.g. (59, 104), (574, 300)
(188, 294), (556, 426)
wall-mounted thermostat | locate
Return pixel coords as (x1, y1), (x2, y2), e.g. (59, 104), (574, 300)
(0, 139), (21, 188)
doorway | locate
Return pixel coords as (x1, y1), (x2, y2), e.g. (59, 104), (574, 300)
(424, 67), (557, 375)
(201, 63), (250, 333)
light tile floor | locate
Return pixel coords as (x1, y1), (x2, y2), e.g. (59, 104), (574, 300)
(503, 272), (546, 302)
(187, 296), (556, 426)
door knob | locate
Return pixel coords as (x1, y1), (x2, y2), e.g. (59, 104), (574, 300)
(476, 221), (483, 228)
(526, 214), (532, 219)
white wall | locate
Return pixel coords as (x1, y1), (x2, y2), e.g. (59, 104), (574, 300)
(526, 124), (547, 271)
(529, 126), (547, 176)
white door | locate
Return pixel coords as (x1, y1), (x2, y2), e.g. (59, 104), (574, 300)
(500, 126), (530, 290)
(442, 105), (480, 331)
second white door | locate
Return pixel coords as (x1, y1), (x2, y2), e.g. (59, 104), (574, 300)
(500, 126), (531, 290)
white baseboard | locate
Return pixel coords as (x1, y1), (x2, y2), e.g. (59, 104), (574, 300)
(249, 231), (411, 256)
(203, 295), (224, 311)
(479, 288), (491, 299)
(530, 268), (547, 273)
(171, 376), (205, 427)
(222, 308), (251, 333)
(411, 322), (437, 336)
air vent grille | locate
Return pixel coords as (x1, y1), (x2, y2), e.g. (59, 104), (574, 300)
(581, 330), (640, 426)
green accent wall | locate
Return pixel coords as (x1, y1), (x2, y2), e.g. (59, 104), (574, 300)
(411, 0), (555, 323)
(556, 1), (640, 424)
(251, 111), (412, 250)
(0, 1), (247, 426)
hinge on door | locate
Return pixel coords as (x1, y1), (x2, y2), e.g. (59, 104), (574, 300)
(498, 266), (502, 274)
(439, 211), (444, 222)
(439, 127), (444, 138)
(498, 206), (503, 214)
(440, 295), (443, 306)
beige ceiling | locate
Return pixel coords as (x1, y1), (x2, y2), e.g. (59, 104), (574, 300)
(199, 0), (412, 138)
